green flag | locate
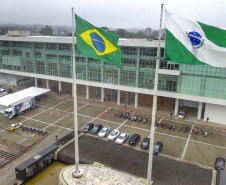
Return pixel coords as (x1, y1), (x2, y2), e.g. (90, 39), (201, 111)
(75, 14), (123, 68)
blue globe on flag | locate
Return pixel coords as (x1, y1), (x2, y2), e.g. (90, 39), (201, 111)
(89, 32), (106, 53)
(187, 31), (205, 48)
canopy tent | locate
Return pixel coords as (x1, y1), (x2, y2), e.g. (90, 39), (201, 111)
(0, 87), (50, 107)
(14, 87), (50, 97)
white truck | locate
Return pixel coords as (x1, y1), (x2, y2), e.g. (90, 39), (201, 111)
(4, 97), (36, 119)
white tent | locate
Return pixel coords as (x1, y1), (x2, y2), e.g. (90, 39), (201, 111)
(14, 87), (50, 97)
(0, 94), (29, 107)
(0, 87), (50, 112)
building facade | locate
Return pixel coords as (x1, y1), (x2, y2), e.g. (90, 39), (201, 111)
(0, 36), (226, 124)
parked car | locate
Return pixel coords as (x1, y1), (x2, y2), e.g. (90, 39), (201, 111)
(91, 124), (103, 134)
(128, 134), (140, 146)
(141, 138), (150, 150)
(108, 129), (120, 141)
(116, 132), (129, 144)
(178, 111), (185, 119)
(98, 126), (110, 138)
(82, 123), (94, 133)
(215, 157), (225, 170)
(8, 122), (23, 131)
(153, 141), (163, 154)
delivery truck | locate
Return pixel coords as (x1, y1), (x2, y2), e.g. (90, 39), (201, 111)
(4, 97), (36, 119)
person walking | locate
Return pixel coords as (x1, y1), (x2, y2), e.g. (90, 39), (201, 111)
(171, 112), (172, 118)
(125, 104), (127, 109)
(206, 117), (209, 123)
(56, 134), (58, 140)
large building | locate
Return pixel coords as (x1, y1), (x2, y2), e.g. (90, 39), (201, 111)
(0, 35), (226, 124)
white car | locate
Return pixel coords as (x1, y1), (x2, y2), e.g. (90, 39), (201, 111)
(116, 132), (129, 144)
(98, 126), (110, 138)
(108, 129), (120, 141)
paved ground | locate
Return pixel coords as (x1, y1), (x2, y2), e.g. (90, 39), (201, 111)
(0, 83), (225, 184)
(59, 136), (212, 185)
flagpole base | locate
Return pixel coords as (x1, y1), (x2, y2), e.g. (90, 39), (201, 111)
(72, 169), (83, 178)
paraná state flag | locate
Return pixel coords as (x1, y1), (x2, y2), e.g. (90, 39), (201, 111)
(165, 10), (226, 68)
(75, 14), (123, 68)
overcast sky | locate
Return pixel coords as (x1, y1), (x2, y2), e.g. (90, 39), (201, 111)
(0, 0), (225, 29)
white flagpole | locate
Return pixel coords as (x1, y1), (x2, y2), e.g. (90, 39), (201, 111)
(147, 4), (164, 185)
(71, 7), (82, 177)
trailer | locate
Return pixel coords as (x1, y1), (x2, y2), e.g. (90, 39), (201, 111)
(4, 96), (36, 119)
(0, 87), (50, 119)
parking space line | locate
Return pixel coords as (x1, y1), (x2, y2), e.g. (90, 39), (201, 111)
(117, 119), (129, 130)
(189, 140), (226, 149)
(154, 131), (187, 140)
(18, 138), (27, 144)
(182, 159), (213, 170)
(20, 116), (73, 131)
(22, 101), (66, 123)
(78, 104), (88, 110)
(84, 134), (213, 169)
(159, 153), (181, 161)
(81, 108), (110, 129)
(116, 113), (134, 130)
(181, 125), (194, 160)
(125, 124), (150, 132)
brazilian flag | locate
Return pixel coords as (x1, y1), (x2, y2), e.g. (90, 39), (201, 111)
(75, 14), (123, 68)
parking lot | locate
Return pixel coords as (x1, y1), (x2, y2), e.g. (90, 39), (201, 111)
(0, 89), (225, 172)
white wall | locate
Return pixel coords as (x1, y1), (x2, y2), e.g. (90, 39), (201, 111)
(204, 103), (226, 125)
(0, 73), (17, 86)
(0, 73), (33, 86)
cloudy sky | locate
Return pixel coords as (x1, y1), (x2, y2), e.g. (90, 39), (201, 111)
(0, 0), (225, 29)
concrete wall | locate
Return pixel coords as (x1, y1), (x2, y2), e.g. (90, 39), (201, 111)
(204, 103), (226, 125)
(0, 73), (33, 86)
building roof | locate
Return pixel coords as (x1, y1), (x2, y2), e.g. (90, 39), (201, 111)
(0, 35), (165, 47)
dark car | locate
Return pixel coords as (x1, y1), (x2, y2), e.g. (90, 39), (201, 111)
(82, 123), (94, 133)
(153, 141), (163, 154)
(215, 157), (225, 170)
(128, 134), (140, 146)
(141, 138), (150, 150)
(91, 124), (103, 134)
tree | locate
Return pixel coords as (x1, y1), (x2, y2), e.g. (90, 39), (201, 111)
(116, 29), (126, 38)
(40, 25), (54, 36)
(100, 27), (109, 31)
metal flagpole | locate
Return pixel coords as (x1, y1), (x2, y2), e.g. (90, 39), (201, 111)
(147, 4), (164, 185)
(71, 7), (82, 178)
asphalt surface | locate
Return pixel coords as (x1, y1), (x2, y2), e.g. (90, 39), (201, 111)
(58, 135), (212, 185)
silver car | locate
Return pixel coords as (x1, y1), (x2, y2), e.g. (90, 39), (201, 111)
(98, 126), (110, 138)
(116, 132), (129, 144)
(108, 129), (120, 141)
